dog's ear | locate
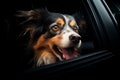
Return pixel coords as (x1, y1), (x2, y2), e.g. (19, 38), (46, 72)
(16, 8), (49, 25)
(16, 9), (50, 46)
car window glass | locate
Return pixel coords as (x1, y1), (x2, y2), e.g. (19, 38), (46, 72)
(105, 0), (120, 27)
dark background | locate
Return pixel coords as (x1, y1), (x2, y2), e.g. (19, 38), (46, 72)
(1, 0), (120, 79)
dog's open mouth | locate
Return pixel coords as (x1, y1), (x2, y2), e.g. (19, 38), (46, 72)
(54, 45), (79, 60)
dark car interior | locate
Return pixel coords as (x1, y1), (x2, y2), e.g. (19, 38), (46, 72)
(1, 0), (120, 79)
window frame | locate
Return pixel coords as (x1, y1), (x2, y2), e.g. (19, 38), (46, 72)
(84, 0), (120, 50)
(16, 0), (120, 79)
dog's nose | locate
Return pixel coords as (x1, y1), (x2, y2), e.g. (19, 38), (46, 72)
(69, 35), (81, 44)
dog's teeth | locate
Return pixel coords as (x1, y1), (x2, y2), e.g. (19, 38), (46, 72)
(58, 48), (62, 52)
(63, 55), (65, 59)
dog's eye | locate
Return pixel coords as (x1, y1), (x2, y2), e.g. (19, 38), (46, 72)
(72, 26), (79, 33)
(51, 25), (60, 32)
(74, 29), (78, 33)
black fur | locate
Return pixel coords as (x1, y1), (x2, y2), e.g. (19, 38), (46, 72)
(16, 9), (86, 69)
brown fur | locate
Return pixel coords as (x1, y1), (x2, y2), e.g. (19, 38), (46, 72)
(33, 34), (63, 66)
(56, 18), (65, 26)
(16, 9), (86, 67)
(69, 20), (76, 27)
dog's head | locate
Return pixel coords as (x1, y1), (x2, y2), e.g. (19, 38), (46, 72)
(17, 9), (86, 65)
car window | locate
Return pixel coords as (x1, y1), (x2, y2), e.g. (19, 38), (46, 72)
(105, 0), (120, 27)
(12, 0), (99, 70)
(10, 0), (119, 72)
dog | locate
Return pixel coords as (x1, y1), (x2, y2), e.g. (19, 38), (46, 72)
(16, 9), (86, 67)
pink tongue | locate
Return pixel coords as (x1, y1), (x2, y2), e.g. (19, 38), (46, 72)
(60, 48), (75, 60)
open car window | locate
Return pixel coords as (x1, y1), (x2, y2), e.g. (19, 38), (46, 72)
(14, 0), (98, 70)
(2, 0), (119, 79)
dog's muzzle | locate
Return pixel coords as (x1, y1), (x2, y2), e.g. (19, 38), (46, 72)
(53, 34), (81, 60)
